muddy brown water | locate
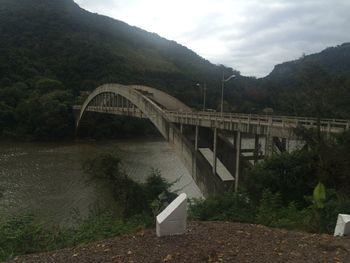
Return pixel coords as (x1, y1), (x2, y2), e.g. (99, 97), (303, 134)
(0, 136), (302, 227)
(0, 138), (202, 226)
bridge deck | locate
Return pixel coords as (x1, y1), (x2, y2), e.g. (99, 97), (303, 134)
(74, 105), (349, 138)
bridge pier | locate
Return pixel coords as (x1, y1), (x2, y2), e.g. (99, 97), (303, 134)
(254, 134), (259, 164)
(265, 134), (273, 156)
(195, 125), (199, 151)
(213, 128), (217, 174)
(234, 131), (241, 192)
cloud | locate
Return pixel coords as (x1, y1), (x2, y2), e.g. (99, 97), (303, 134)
(74, 0), (350, 77)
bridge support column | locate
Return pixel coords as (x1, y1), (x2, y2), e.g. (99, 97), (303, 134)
(213, 128), (217, 174)
(234, 131), (241, 192)
(265, 134), (273, 156)
(180, 124), (183, 134)
(195, 125), (199, 151)
(254, 134), (259, 164)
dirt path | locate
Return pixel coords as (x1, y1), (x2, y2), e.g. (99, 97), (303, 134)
(11, 221), (350, 263)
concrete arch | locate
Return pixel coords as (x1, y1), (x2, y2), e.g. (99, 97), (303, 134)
(77, 84), (190, 136)
(76, 83), (230, 197)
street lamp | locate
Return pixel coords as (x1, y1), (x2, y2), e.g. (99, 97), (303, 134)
(196, 83), (207, 111)
(221, 73), (236, 117)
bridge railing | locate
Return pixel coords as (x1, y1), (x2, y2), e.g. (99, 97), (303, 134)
(165, 110), (350, 132)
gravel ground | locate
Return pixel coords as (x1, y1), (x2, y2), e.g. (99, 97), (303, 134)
(10, 221), (350, 263)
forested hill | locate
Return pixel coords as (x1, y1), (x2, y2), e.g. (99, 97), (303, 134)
(256, 43), (350, 118)
(0, 0), (229, 100)
(0, 0), (240, 139)
(0, 0), (349, 140)
(266, 43), (350, 86)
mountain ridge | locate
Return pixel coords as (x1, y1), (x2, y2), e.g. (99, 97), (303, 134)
(267, 42), (350, 80)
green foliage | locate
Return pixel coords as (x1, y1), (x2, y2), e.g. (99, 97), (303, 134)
(0, 0), (235, 141)
(146, 169), (178, 217)
(64, 212), (149, 246)
(190, 189), (350, 234)
(313, 182), (326, 209)
(255, 191), (309, 231)
(0, 153), (177, 261)
(191, 131), (350, 234)
(244, 150), (318, 206)
(0, 214), (49, 260)
(83, 153), (177, 219)
(189, 192), (255, 223)
(13, 89), (75, 140)
(0, 212), (149, 262)
(35, 78), (66, 94)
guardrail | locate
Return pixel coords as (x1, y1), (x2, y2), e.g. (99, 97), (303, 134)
(73, 104), (350, 133)
(165, 110), (350, 132)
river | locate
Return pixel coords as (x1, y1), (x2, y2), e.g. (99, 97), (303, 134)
(0, 136), (304, 227)
(0, 138), (202, 226)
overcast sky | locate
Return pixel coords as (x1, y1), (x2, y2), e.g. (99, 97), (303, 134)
(75, 0), (350, 77)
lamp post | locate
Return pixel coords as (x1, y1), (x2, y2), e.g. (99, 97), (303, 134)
(220, 72), (236, 117)
(196, 83), (207, 111)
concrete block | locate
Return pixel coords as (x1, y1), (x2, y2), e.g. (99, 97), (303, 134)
(156, 193), (187, 237)
(334, 214), (350, 236)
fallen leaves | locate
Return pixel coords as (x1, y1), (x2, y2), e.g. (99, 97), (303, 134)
(163, 254), (172, 261)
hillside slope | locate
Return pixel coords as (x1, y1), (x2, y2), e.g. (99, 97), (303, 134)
(0, 0), (227, 99)
(0, 0), (237, 139)
(249, 43), (350, 118)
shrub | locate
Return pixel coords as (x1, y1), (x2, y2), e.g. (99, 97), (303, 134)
(83, 154), (177, 219)
(244, 150), (318, 206)
(189, 192), (256, 223)
(256, 190), (310, 231)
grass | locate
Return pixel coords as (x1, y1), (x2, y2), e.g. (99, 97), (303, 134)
(0, 212), (151, 261)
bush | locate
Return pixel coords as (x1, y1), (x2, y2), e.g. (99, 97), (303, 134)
(255, 190), (310, 231)
(244, 150), (318, 206)
(83, 154), (177, 218)
(0, 214), (56, 261)
(189, 192), (256, 223)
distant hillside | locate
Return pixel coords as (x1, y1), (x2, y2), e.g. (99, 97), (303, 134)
(0, 0), (241, 139)
(265, 43), (350, 86)
(0, 0), (233, 102)
(254, 43), (350, 118)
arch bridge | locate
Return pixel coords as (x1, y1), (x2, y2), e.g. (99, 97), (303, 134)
(74, 84), (350, 197)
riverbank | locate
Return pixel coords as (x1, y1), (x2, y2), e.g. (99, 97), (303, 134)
(0, 139), (202, 227)
(11, 221), (350, 263)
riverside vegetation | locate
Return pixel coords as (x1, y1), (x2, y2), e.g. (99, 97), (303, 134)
(0, 153), (177, 261)
(1, 130), (350, 260)
(190, 129), (350, 234)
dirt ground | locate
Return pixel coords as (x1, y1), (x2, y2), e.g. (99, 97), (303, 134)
(11, 221), (350, 263)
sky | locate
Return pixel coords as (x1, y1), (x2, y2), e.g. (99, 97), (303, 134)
(74, 0), (350, 77)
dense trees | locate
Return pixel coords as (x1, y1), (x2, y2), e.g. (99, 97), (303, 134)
(0, 0), (227, 139)
(191, 130), (350, 234)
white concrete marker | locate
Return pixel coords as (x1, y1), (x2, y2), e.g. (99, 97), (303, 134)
(334, 214), (350, 236)
(156, 193), (187, 237)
